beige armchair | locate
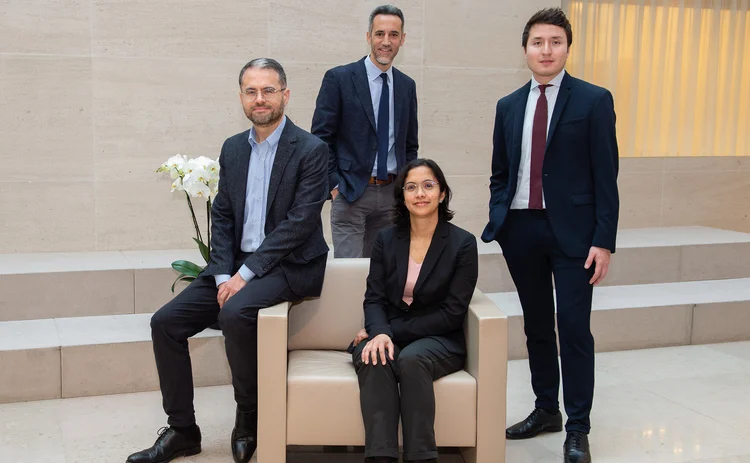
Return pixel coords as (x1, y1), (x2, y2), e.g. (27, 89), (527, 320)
(256, 258), (508, 462)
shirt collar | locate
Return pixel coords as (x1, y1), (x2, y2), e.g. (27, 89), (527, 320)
(364, 55), (393, 84)
(249, 115), (287, 148)
(531, 69), (566, 91)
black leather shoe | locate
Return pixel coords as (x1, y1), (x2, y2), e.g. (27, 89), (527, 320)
(364, 458), (397, 462)
(506, 408), (563, 440)
(564, 431), (592, 463)
(231, 409), (257, 463)
(126, 425), (201, 463)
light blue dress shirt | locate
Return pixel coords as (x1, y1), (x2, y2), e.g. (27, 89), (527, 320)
(214, 116), (287, 287)
(363, 56), (397, 176)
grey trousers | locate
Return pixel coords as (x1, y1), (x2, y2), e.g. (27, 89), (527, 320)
(352, 336), (465, 461)
(331, 183), (395, 258)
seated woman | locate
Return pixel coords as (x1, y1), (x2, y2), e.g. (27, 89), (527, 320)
(350, 158), (479, 463)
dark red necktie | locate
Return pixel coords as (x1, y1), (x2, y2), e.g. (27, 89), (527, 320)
(529, 84), (551, 210)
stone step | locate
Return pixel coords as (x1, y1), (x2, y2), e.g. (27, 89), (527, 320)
(0, 249), (205, 322)
(2, 227), (750, 323)
(477, 226), (750, 293)
(488, 277), (750, 360)
(2, 278), (749, 404)
(2, 227), (750, 322)
(0, 313), (228, 404)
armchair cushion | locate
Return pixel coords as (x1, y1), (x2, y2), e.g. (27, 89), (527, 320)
(286, 350), (477, 446)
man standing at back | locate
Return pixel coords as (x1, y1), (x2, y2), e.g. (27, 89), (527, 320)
(482, 8), (619, 463)
(312, 4), (419, 258)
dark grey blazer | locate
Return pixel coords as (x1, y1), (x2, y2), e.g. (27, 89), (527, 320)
(203, 118), (330, 298)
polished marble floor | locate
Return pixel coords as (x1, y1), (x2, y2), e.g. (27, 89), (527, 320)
(2, 342), (750, 463)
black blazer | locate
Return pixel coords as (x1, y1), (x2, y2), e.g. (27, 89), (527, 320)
(202, 118), (330, 298)
(311, 57), (419, 202)
(364, 221), (479, 353)
(481, 72), (619, 257)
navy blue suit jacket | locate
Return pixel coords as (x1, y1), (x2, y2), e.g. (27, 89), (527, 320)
(481, 73), (619, 257)
(311, 57), (419, 202)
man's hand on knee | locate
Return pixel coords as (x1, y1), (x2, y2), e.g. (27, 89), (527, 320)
(217, 273), (247, 308)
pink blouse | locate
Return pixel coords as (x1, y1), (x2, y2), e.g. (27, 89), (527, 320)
(402, 256), (423, 306)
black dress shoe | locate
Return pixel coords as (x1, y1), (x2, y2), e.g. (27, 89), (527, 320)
(364, 458), (397, 462)
(126, 425), (201, 463)
(506, 408), (563, 440)
(231, 409), (257, 463)
(564, 431), (592, 463)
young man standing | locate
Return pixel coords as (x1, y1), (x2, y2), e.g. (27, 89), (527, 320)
(482, 8), (619, 463)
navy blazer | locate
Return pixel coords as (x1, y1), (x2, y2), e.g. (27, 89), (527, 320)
(202, 119), (330, 298)
(311, 57), (419, 202)
(481, 73), (619, 257)
(364, 221), (478, 354)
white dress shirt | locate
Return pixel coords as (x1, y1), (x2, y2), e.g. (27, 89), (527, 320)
(511, 69), (566, 210)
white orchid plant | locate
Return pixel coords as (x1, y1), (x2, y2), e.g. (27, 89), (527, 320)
(157, 154), (220, 292)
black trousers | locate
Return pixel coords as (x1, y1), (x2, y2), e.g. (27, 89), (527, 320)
(150, 265), (298, 427)
(352, 336), (464, 461)
(498, 210), (595, 434)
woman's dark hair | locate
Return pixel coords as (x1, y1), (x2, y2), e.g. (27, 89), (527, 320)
(392, 158), (454, 228)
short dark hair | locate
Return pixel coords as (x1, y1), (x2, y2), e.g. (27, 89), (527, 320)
(392, 158), (454, 228)
(369, 4), (405, 32)
(238, 58), (287, 89)
(522, 7), (573, 49)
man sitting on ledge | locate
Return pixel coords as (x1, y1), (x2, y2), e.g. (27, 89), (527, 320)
(126, 58), (329, 463)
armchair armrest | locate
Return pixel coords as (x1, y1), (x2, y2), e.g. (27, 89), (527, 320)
(462, 289), (508, 463)
(257, 300), (292, 461)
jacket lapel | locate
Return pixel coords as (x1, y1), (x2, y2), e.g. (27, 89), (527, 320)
(511, 82), (531, 168)
(412, 220), (449, 296)
(393, 68), (404, 141)
(353, 58), (377, 132)
(235, 130), (252, 223)
(266, 119), (296, 216)
(395, 227), (410, 298)
(546, 72), (572, 149)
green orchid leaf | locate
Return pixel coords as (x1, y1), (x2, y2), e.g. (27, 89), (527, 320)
(193, 238), (210, 264)
(171, 260), (203, 277)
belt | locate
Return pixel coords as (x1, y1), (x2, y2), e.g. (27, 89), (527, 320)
(368, 174), (396, 185)
(509, 209), (547, 216)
